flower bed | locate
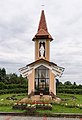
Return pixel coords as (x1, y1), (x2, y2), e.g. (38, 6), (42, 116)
(13, 101), (52, 110)
(36, 104), (52, 110)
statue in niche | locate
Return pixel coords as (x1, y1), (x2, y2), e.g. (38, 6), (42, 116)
(39, 43), (45, 57)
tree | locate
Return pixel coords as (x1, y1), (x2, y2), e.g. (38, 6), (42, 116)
(56, 79), (60, 86)
(0, 68), (6, 82)
(64, 81), (72, 85)
(0, 82), (5, 89)
(1, 68), (6, 77)
(59, 82), (63, 86)
(0, 68), (1, 81)
(4, 73), (17, 84)
(73, 82), (76, 86)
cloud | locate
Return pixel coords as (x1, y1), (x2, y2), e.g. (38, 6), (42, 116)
(0, 0), (82, 84)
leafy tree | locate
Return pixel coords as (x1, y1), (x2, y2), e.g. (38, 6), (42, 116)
(78, 84), (82, 89)
(18, 74), (27, 85)
(64, 81), (72, 85)
(0, 68), (1, 81)
(0, 68), (6, 82)
(1, 68), (6, 77)
(56, 79), (60, 86)
(59, 82), (63, 86)
(0, 82), (5, 89)
(73, 82), (76, 86)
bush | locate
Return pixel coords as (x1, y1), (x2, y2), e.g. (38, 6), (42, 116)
(0, 88), (27, 94)
(57, 88), (82, 94)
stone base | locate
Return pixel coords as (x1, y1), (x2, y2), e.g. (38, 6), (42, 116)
(17, 95), (61, 104)
(17, 95), (52, 103)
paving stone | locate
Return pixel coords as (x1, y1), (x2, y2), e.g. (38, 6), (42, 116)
(0, 116), (80, 120)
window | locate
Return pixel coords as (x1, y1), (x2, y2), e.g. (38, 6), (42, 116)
(35, 65), (49, 94)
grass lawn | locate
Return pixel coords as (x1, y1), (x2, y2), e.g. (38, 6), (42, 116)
(0, 106), (25, 112)
(0, 93), (26, 100)
(0, 93), (82, 113)
(37, 104), (82, 114)
(57, 93), (82, 104)
(38, 93), (82, 114)
(0, 93), (27, 112)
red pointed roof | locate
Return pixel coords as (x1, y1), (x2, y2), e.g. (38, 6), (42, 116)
(32, 10), (53, 41)
(38, 10), (48, 32)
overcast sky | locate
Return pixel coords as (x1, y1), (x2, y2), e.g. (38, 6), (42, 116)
(0, 0), (82, 84)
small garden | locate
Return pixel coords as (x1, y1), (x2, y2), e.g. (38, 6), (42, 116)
(0, 93), (82, 114)
(13, 101), (52, 110)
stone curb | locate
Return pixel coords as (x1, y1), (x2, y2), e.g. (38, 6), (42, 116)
(0, 112), (82, 118)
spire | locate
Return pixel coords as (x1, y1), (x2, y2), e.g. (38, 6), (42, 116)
(38, 10), (48, 32)
(32, 10), (53, 41)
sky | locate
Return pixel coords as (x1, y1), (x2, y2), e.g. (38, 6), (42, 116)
(0, 0), (82, 84)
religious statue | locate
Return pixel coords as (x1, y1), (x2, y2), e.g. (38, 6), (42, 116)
(39, 43), (45, 57)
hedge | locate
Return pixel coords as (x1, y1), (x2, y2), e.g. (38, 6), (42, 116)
(0, 88), (27, 94)
(57, 88), (82, 94)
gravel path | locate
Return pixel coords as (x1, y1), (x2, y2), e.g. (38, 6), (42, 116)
(0, 116), (81, 120)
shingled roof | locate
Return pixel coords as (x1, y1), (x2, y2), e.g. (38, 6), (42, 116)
(32, 10), (53, 41)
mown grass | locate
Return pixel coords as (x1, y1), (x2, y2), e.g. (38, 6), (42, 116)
(0, 106), (25, 112)
(37, 104), (82, 114)
(37, 93), (82, 114)
(0, 93), (26, 100)
(57, 93), (82, 104)
(0, 93), (27, 112)
(0, 93), (26, 105)
(0, 93), (82, 113)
